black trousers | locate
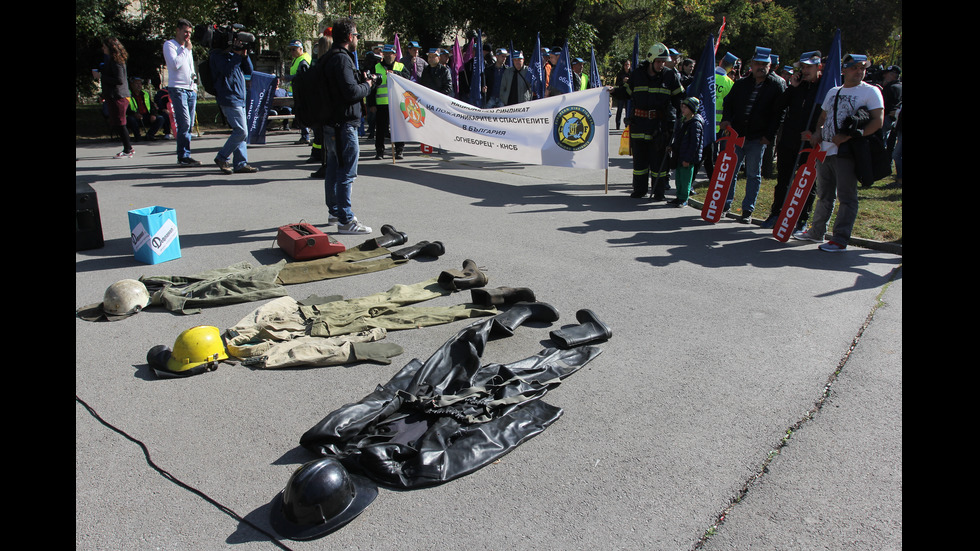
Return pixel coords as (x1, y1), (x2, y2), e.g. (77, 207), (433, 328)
(770, 141), (815, 225)
(631, 132), (671, 197)
(374, 106), (404, 155)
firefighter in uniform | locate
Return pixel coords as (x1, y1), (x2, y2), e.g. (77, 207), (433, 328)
(370, 44), (409, 159)
(621, 43), (684, 200)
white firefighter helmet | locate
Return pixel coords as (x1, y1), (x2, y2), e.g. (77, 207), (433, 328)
(102, 279), (150, 318)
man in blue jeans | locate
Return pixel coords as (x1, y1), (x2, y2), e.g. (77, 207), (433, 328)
(209, 34), (258, 174)
(719, 46), (786, 222)
(321, 18), (379, 234)
(163, 19), (201, 166)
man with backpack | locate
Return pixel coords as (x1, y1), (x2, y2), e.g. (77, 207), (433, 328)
(320, 18), (380, 234)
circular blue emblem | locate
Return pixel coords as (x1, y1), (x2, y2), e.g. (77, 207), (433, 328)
(553, 106), (595, 151)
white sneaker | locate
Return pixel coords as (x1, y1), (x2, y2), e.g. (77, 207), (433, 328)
(338, 218), (372, 234)
(791, 229), (822, 242)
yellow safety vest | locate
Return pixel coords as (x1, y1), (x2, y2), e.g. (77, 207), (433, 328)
(128, 91), (152, 114)
(375, 61), (404, 105)
(287, 52), (312, 93)
(715, 72), (733, 131)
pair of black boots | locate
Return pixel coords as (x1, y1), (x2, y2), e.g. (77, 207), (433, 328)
(472, 285), (611, 349)
(361, 225), (445, 261)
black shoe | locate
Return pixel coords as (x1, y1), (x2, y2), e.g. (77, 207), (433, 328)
(630, 191), (646, 198)
(234, 164), (259, 173)
(738, 210), (753, 224)
(310, 166), (325, 178)
(178, 158), (202, 167)
(760, 214), (778, 229)
(394, 152), (404, 160)
(652, 194), (666, 202)
(374, 152), (385, 160)
(296, 138), (310, 145)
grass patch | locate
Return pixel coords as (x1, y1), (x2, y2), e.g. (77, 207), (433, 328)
(692, 168), (902, 243)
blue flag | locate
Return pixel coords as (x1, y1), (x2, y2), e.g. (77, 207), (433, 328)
(508, 40), (515, 68)
(246, 70), (276, 144)
(588, 46), (600, 88)
(685, 35), (718, 143)
(468, 30), (485, 107)
(815, 29), (843, 108)
(803, 28), (842, 136)
(551, 40), (573, 95)
(529, 33), (545, 99)
(626, 33), (639, 118)
(631, 33), (639, 73)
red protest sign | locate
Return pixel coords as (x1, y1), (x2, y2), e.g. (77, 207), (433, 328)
(700, 127), (745, 223)
(772, 148), (827, 242)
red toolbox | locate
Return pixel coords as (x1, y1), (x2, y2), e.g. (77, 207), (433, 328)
(276, 223), (346, 260)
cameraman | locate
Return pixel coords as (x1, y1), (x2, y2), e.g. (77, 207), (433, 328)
(209, 32), (257, 174)
(320, 18), (379, 234)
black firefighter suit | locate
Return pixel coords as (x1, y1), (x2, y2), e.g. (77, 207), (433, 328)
(298, 311), (602, 489)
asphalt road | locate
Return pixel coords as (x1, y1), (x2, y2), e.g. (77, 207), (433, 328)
(76, 128), (902, 550)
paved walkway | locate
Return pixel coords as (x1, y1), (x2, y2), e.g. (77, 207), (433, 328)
(76, 130), (901, 550)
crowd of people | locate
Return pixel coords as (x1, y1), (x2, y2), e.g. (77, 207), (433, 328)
(612, 40), (900, 252)
(93, 19), (902, 251)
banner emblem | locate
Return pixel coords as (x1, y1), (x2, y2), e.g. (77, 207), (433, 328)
(553, 106), (594, 151)
(399, 91), (426, 128)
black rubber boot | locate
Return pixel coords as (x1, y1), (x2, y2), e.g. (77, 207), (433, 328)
(490, 301), (559, 337)
(438, 259), (487, 291)
(470, 286), (536, 307)
(362, 224), (408, 250)
(549, 309), (612, 349)
(391, 240), (445, 260)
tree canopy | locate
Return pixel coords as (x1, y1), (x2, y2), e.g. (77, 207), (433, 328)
(76, 0), (901, 101)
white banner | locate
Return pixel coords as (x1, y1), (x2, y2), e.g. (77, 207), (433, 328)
(387, 74), (609, 170)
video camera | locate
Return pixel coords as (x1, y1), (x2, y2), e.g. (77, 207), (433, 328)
(195, 22), (256, 51)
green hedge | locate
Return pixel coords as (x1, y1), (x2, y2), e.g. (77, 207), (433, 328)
(75, 100), (225, 139)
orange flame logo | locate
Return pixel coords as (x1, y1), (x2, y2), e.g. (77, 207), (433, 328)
(399, 92), (425, 128)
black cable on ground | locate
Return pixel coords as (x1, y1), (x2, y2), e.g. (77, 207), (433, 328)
(76, 395), (294, 551)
